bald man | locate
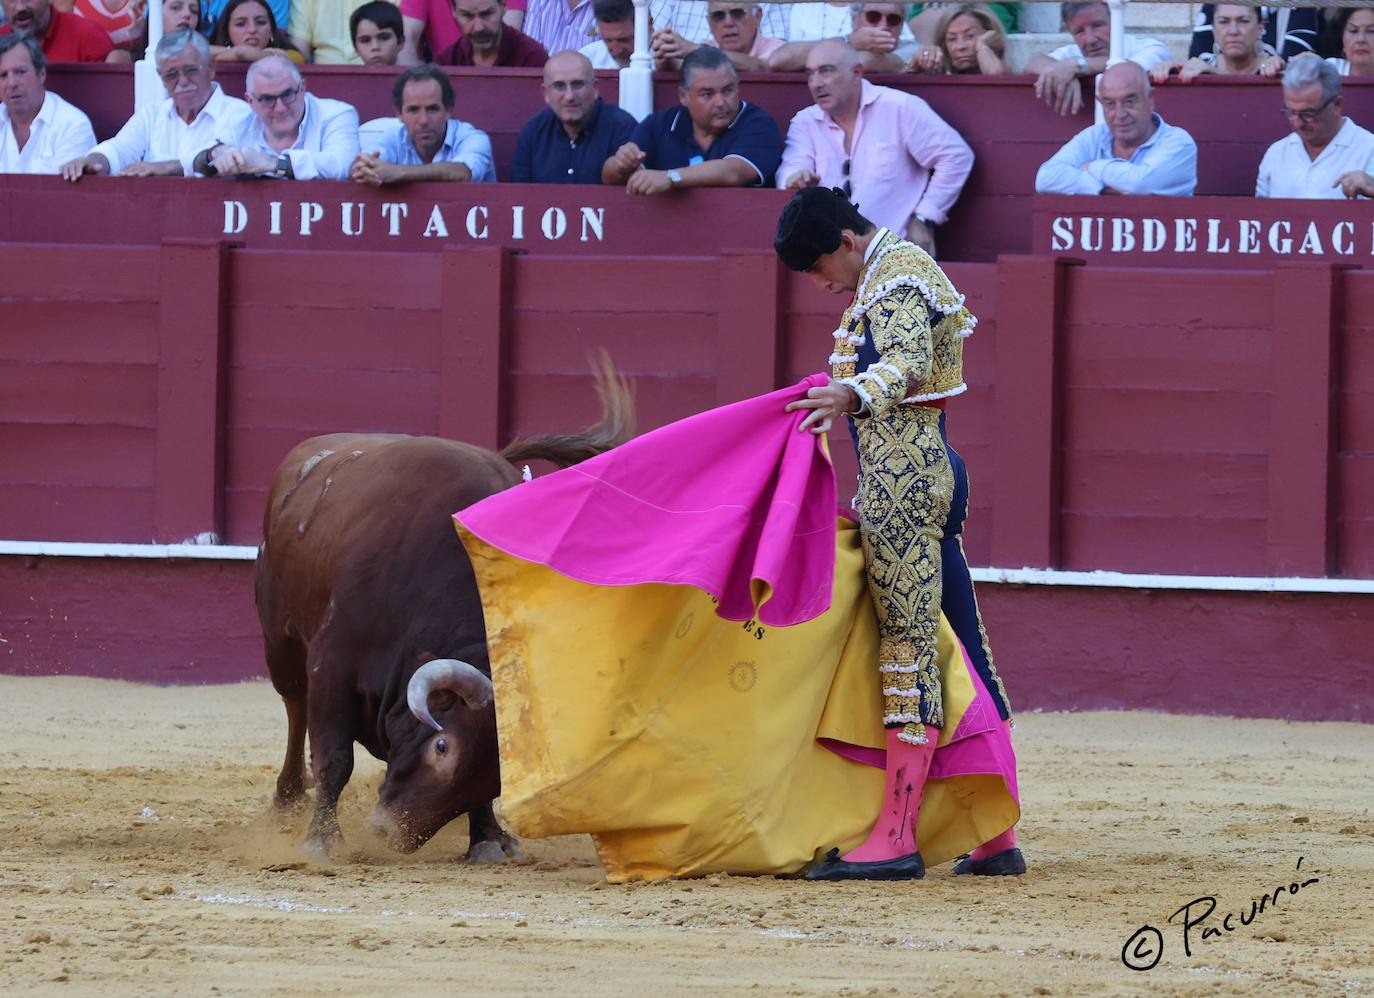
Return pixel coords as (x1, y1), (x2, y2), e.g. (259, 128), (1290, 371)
(1035, 60), (1197, 196)
(777, 39), (971, 255)
(513, 50), (637, 184)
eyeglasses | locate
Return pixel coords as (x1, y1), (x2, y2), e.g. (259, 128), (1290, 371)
(842, 158), (851, 197)
(1280, 94), (1336, 123)
(251, 85), (301, 107)
(547, 79), (590, 93)
(708, 6), (750, 22)
(159, 64), (206, 84)
(863, 10), (904, 29)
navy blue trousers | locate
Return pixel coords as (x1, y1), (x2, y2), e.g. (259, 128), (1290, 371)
(848, 411), (1012, 720)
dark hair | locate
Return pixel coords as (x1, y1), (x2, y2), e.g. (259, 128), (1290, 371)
(392, 63), (455, 109)
(351, 0), (405, 43)
(679, 45), (735, 87)
(1325, 6), (1374, 56)
(0, 32), (46, 75)
(1060, 0), (1106, 26)
(210, 0), (295, 51)
(592, 0), (633, 23)
(774, 188), (875, 273)
(131, 0), (211, 61)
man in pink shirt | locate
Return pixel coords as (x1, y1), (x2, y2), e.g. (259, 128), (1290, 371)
(777, 39), (972, 255)
(651, 0), (782, 72)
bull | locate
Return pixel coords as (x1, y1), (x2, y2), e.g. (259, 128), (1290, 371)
(255, 366), (632, 860)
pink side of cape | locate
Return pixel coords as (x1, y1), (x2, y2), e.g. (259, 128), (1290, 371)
(820, 645), (1021, 807)
(455, 374), (838, 628)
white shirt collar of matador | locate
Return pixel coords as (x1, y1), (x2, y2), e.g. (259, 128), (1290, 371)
(863, 227), (890, 268)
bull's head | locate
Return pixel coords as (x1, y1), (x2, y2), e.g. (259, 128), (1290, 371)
(369, 657), (501, 851)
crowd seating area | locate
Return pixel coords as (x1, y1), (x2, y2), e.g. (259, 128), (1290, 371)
(1, 0), (1370, 269)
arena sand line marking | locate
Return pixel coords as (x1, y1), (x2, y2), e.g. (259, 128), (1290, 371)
(189, 893), (351, 914)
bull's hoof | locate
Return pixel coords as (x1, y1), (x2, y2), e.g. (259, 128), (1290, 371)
(302, 833), (340, 864)
(273, 788), (309, 811)
(467, 837), (523, 864)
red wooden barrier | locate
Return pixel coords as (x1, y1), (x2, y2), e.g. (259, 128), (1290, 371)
(6, 231), (1374, 579)
(5, 554), (1373, 722)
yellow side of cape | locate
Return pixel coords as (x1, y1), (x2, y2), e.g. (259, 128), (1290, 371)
(459, 518), (1018, 881)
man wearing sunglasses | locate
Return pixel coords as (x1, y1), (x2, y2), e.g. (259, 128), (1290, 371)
(768, 1), (915, 75)
(650, 1), (782, 73)
(60, 31), (252, 181)
(193, 53), (359, 179)
(777, 40), (970, 255)
(1256, 57), (1374, 199)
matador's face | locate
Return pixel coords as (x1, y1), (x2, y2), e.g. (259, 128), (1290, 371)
(805, 232), (864, 295)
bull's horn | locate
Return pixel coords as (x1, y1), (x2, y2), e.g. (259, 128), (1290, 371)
(406, 658), (494, 732)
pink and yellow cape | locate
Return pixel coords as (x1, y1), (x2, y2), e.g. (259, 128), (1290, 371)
(456, 375), (1019, 882)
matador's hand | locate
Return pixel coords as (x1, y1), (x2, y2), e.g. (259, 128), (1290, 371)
(785, 381), (860, 435)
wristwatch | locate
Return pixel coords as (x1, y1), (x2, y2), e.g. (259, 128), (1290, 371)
(275, 153), (292, 178)
(1074, 53), (1089, 75)
(201, 144), (222, 176)
(667, 168), (684, 187)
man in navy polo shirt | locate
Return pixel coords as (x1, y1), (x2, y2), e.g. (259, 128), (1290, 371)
(601, 45), (782, 195)
(513, 50), (636, 184)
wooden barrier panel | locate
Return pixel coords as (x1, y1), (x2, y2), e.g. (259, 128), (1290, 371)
(1057, 265), (1274, 575)
(1034, 196), (1374, 268)
(1338, 271), (1374, 577)
(0, 245), (161, 542)
(0, 175), (787, 256)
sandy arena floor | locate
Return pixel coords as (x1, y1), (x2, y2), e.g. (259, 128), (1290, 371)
(0, 675), (1370, 997)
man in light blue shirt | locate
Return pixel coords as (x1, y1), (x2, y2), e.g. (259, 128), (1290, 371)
(1035, 61), (1197, 196)
(352, 64), (495, 186)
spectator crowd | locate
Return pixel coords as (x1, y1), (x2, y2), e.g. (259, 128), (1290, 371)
(2, 0), (1374, 249)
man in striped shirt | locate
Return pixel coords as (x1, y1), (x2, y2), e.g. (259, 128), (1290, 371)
(523, 0), (599, 54)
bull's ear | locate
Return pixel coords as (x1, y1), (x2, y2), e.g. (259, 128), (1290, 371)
(427, 688), (460, 719)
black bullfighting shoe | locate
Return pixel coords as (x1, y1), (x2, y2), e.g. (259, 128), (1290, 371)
(803, 848), (926, 881)
(952, 848), (1026, 876)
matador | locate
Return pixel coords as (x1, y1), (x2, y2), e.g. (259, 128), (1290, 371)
(776, 188), (1023, 881)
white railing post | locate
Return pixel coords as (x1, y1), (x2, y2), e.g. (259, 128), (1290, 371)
(619, 0), (654, 120)
(1097, 0), (1127, 124)
(1106, 0), (1126, 65)
(134, 0), (165, 111)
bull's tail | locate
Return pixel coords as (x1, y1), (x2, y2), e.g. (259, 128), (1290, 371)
(499, 352), (635, 470)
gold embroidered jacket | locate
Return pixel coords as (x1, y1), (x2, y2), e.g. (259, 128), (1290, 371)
(829, 230), (976, 418)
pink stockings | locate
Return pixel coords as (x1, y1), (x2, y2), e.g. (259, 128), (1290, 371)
(841, 728), (939, 863)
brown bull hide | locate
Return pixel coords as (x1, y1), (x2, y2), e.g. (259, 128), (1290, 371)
(254, 359), (634, 860)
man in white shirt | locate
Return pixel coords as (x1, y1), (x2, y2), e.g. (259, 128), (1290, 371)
(194, 53), (359, 180)
(651, 0), (783, 72)
(0, 34), (95, 175)
(1025, 1), (1172, 116)
(580, 0), (635, 69)
(1257, 57), (1374, 199)
(768, 1), (916, 73)
(60, 31), (252, 181)
(1036, 61), (1197, 196)
(352, 64), (494, 184)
